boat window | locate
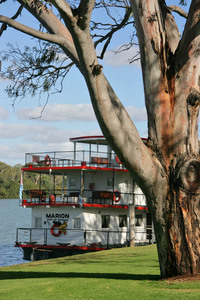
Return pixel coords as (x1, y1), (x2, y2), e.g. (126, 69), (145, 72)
(74, 218), (81, 229)
(102, 215), (110, 228)
(135, 214), (143, 227)
(69, 178), (77, 188)
(35, 217), (42, 228)
(107, 178), (113, 187)
(146, 212), (152, 227)
(119, 215), (127, 228)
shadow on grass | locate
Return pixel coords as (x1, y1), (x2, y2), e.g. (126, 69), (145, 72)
(0, 271), (160, 281)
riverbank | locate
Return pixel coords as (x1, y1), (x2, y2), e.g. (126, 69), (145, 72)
(1, 245), (200, 300)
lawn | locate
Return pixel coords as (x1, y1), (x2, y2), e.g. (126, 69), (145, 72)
(0, 245), (200, 300)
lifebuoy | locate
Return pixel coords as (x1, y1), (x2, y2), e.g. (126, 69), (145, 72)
(116, 156), (122, 164)
(113, 190), (121, 203)
(51, 224), (61, 237)
(45, 155), (51, 166)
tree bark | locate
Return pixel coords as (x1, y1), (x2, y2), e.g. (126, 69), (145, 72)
(130, 0), (200, 278)
(151, 157), (200, 278)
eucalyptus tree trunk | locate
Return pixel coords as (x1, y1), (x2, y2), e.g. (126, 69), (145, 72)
(0, 0), (199, 278)
(130, 0), (200, 277)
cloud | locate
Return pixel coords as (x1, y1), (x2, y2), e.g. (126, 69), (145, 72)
(0, 122), (83, 144)
(0, 123), (28, 138)
(23, 126), (81, 144)
(0, 107), (9, 120)
(16, 102), (147, 124)
(127, 106), (147, 122)
(16, 103), (96, 122)
(0, 126), (103, 166)
(104, 45), (140, 68)
(0, 145), (12, 157)
(16, 141), (75, 154)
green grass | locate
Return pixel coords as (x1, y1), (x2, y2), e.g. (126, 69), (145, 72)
(0, 245), (200, 299)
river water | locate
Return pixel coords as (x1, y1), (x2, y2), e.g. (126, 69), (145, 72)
(0, 199), (31, 267)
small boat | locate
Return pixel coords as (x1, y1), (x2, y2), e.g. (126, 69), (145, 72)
(16, 135), (155, 261)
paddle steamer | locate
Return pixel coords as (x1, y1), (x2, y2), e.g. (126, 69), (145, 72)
(16, 135), (155, 261)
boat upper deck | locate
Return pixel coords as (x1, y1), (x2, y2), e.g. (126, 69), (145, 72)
(22, 149), (127, 173)
(23, 135), (128, 173)
(22, 135), (147, 173)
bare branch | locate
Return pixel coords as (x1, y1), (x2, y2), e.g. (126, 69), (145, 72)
(1, 1), (80, 66)
(0, 4), (23, 36)
(11, 4), (24, 19)
(30, 91), (50, 120)
(0, 15), (64, 44)
(94, 7), (134, 59)
(168, 5), (188, 19)
(176, 0), (200, 69)
(112, 35), (140, 64)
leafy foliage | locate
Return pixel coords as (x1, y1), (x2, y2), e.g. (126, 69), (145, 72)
(1, 42), (72, 100)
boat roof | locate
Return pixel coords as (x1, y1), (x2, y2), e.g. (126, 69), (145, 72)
(70, 135), (148, 145)
(69, 135), (108, 145)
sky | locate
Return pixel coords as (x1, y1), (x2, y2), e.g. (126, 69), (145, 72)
(0, 0), (196, 166)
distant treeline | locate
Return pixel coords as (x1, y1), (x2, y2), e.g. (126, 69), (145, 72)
(0, 162), (50, 199)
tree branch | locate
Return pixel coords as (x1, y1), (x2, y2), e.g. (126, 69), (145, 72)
(0, 15), (64, 44)
(94, 7), (133, 59)
(17, 0), (73, 40)
(11, 4), (24, 19)
(0, 4), (23, 36)
(14, 1), (80, 66)
(53, 0), (96, 32)
(50, 0), (73, 18)
(168, 5), (188, 19)
(91, 74), (158, 191)
(129, 0), (182, 163)
(1, 41), (74, 99)
(176, 0), (200, 69)
(78, 0), (96, 24)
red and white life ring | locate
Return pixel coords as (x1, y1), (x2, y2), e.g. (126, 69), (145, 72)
(113, 190), (121, 203)
(50, 224), (61, 237)
(45, 155), (51, 166)
(116, 156), (122, 164)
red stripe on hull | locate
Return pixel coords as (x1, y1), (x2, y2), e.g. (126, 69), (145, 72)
(15, 244), (107, 251)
